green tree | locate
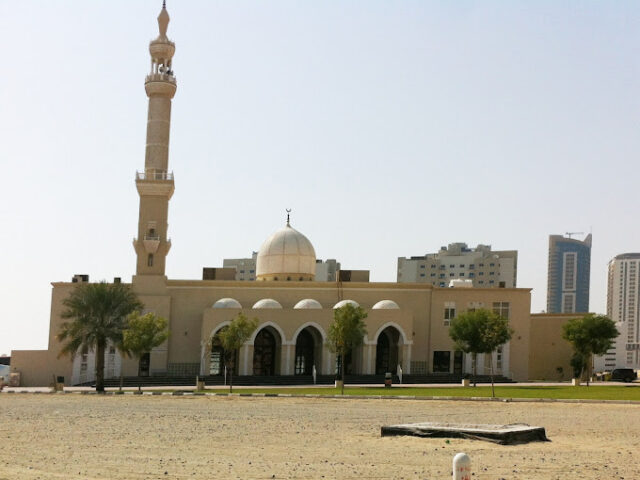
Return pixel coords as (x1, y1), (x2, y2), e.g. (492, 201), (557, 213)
(57, 282), (143, 392)
(215, 313), (258, 393)
(562, 313), (619, 386)
(122, 312), (169, 392)
(327, 303), (368, 395)
(449, 308), (513, 397)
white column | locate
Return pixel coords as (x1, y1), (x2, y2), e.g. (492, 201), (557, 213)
(476, 354), (485, 375)
(502, 342), (510, 378)
(324, 347), (333, 376)
(464, 353), (473, 374)
(199, 342), (206, 376)
(403, 344), (412, 374)
(240, 344), (251, 375)
(363, 343), (374, 374)
(281, 344), (294, 375)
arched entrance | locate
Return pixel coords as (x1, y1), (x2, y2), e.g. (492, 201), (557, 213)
(210, 327), (238, 375)
(375, 326), (401, 374)
(294, 326), (323, 375)
(253, 327), (279, 376)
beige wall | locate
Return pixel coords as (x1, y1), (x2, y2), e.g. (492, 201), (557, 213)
(430, 287), (532, 380)
(10, 350), (73, 388)
(528, 313), (577, 381)
(13, 276), (556, 386)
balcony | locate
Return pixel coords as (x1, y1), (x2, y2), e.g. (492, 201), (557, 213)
(136, 170), (174, 181)
(143, 234), (161, 253)
(145, 73), (177, 85)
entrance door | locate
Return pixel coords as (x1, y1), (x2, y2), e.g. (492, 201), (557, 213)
(295, 329), (314, 375)
(253, 329), (276, 376)
(453, 351), (463, 374)
(138, 352), (150, 377)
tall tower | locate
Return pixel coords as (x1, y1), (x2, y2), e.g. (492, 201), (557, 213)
(133, 2), (176, 276)
(546, 234), (592, 313)
(606, 254), (640, 368)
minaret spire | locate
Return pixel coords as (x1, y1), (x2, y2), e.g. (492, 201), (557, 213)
(157, 2), (170, 38)
(133, 3), (178, 276)
(286, 209), (291, 226)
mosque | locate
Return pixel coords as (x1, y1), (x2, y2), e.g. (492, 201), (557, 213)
(11, 4), (576, 387)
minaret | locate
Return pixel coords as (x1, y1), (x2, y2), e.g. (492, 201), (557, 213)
(133, 2), (177, 276)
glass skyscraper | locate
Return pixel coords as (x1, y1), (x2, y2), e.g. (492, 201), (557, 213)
(546, 234), (592, 313)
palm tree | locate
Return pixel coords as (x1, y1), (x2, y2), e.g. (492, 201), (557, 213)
(57, 282), (143, 392)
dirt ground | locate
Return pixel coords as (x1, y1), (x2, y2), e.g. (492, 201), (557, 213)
(1, 394), (639, 479)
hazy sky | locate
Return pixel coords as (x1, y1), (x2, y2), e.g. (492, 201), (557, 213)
(1, 1), (639, 356)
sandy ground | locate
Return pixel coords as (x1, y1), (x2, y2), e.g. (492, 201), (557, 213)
(1, 394), (639, 479)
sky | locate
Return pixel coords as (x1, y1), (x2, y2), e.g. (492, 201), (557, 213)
(1, 1), (639, 356)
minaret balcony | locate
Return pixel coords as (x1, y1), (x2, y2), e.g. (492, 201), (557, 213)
(145, 73), (177, 85)
(143, 235), (161, 253)
(133, 236), (172, 254)
(136, 170), (175, 198)
(145, 74), (177, 98)
(136, 170), (174, 181)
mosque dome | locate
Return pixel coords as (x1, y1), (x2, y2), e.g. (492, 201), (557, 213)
(372, 300), (400, 310)
(252, 298), (283, 309)
(294, 299), (323, 309)
(213, 298), (242, 309)
(256, 215), (316, 281)
(333, 299), (360, 309)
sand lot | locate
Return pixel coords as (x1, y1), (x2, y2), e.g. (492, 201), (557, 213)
(1, 394), (639, 479)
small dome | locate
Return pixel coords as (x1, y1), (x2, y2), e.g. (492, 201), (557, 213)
(256, 219), (316, 281)
(372, 300), (400, 310)
(213, 298), (242, 309)
(333, 299), (360, 309)
(294, 299), (323, 309)
(252, 298), (283, 309)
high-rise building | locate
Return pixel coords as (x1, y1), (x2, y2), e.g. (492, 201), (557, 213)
(397, 243), (517, 288)
(601, 253), (640, 369)
(546, 234), (592, 313)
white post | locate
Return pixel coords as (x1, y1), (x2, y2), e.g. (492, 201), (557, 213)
(452, 452), (471, 480)
(312, 365), (317, 385)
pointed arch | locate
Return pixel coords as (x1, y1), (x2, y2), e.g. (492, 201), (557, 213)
(209, 321), (231, 339)
(372, 322), (410, 345)
(248, 321), (287, 345)
(291, 322), (327, 344)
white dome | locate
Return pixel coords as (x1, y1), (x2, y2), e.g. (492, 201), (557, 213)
(256, 222), (316, 281)
(213, 298), (242, 309)
(372, 300), (400, 310)
(252, 298), (283, 309)
(294, 299), (323, 309)
(333, 299), (359, 309)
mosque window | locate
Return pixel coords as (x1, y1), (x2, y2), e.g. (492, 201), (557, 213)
(433, 351), (451, 373)
(147, 254), (154, 267)
(287, 277), (291, 281)
(444, 302), (456, 326)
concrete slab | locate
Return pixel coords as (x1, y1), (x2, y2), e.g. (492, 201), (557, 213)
(381, 422), (549, 445)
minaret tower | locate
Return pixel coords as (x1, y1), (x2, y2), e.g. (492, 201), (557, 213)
(133, 2), (176, 276)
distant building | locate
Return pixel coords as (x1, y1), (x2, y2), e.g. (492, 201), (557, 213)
(598, 253), (640, 370)
(546, 234), (592, 314)
(397, 243), (518, 288)
(223, 253), (342, 282)
(315, 259), (340, 281)
(223, 253), (258, 281)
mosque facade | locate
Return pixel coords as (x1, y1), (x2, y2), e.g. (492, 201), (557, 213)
(10, 4), (576, 387)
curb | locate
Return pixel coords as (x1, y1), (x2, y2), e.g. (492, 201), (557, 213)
(2, 389), (640, 405)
